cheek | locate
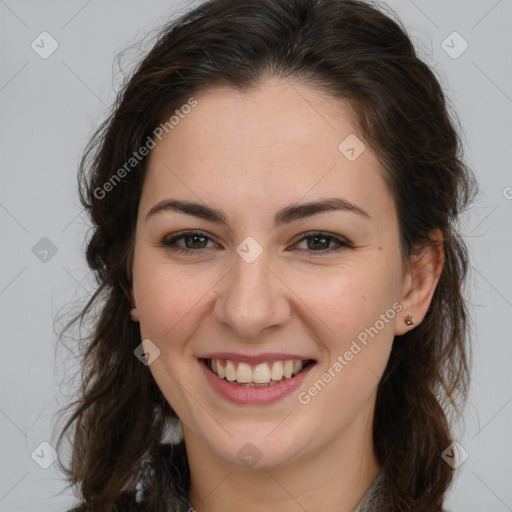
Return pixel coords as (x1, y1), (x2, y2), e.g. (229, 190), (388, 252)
(295, 267), (401, 427)
(300, 258), (402, 380)
(296, 258), (401, 330)
(134, 261), (212, 349)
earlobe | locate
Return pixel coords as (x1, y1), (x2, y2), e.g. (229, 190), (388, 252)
(395, 230), (444, 336)
(127, 283), (139, 322)
(128, 289), (139, 322)
(129, 305), (140, 322)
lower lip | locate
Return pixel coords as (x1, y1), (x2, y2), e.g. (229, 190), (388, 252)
(199, 359), (315, 405)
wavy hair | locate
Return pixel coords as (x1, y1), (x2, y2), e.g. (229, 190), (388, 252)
(55, 0), (477, 510)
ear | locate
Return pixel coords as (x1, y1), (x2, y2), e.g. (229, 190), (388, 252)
(395, 229), (444, 336)
(128, 287), (140, 322)
(125, 249), (139, 322)
(129, 306), (140, 322)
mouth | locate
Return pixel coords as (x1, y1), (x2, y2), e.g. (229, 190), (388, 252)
(200, 357), (316, 388)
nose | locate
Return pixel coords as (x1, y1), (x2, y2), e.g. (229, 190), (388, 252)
(212, 249), (291, 340)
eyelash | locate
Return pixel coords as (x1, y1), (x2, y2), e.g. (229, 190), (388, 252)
(160, 230), (353, 256)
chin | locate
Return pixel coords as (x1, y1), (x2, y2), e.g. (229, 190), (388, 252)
(199, 425), (309, 470)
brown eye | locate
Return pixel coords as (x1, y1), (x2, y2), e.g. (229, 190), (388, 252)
(182, 233), (209, 249)
(294, 232), (352, 254)
(161, 230), (218, 254)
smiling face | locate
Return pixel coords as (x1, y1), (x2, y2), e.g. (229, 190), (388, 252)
(129, 76), (410, 470)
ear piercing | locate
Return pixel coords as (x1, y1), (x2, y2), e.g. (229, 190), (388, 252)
(404, 314), (414, 326)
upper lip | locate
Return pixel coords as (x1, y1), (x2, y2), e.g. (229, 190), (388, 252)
(199, 352), (316, 365)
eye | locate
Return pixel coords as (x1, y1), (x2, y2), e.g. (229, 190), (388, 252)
(160, 230), (219, 255)
(292, 231), (353, 254)
(160, 230), (352, 256)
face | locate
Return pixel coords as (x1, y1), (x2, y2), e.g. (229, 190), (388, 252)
(129, 76), (408, 469)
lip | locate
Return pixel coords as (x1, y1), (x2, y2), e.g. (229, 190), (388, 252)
(198, 357), (316, 405)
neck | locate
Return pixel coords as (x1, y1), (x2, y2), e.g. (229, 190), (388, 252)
(184, 400), (381, 512)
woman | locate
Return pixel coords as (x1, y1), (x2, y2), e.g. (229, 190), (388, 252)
(56, 0), (476, 510)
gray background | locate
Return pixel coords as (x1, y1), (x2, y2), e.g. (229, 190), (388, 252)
(0, 0), (511, 510)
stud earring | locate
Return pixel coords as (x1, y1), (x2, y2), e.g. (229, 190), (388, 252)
(404, 314), (414, 326)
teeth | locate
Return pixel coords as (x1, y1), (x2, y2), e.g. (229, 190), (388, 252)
(236, 362), (253, 383)
(216, 359), (225, 379)
(271, 361), (284, 380)
(253, 363), (271, 383)
(283, 360), (294, 378)
(224, 360), (236, 381)
(207, 358), (308, 385)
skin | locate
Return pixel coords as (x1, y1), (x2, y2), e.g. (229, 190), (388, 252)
(129, 76), (443, 512)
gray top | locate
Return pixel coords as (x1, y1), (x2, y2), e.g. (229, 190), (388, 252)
(353, 471), (386, 511)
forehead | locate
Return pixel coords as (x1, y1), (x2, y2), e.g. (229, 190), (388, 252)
(150, 77), (359, 164)
(141, 77), (393, 221)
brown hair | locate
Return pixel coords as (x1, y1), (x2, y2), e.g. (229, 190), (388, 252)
(55, 0), (477, 510)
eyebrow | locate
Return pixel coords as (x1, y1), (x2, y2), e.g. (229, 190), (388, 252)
(146, 197), (370, 226)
